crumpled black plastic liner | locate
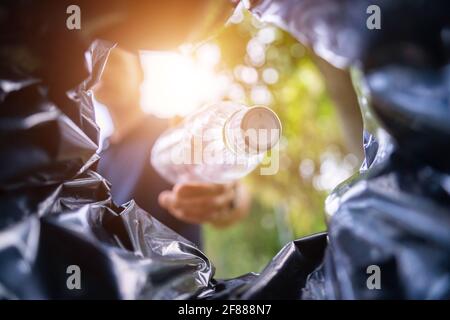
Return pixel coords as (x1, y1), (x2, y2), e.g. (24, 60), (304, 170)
(250, 0), (450, 299)
(1, 0), (449, 299)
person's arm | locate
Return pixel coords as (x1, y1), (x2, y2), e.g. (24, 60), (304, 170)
(158, 181), (251, 228)
(312, 55), (364, 161)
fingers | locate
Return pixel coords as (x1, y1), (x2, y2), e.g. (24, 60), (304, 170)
(160, 196), (224, 224)
(173, 182), (229, 198)
(174, 190), (234, 215)
(158, 183), (236, 224)
(158, 190), (173, 209)
(210, 183), (251, 228)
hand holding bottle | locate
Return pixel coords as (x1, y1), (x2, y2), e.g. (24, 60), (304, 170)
(151, 102), (282, 184)
(158, 181), (251, 227)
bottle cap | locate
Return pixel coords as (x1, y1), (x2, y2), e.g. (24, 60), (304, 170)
(240, 106), (281, 153)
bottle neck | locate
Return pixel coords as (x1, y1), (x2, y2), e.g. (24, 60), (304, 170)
(223, 109), (248, 155)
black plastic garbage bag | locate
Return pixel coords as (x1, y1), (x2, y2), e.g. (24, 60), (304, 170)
(0, 1), (216, 297)
(250, 0), (450, 299)
(0, 0), (331, 300)
(0, 39), (217, 299)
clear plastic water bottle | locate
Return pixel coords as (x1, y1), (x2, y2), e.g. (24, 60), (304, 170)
(151, 102), (282, 184)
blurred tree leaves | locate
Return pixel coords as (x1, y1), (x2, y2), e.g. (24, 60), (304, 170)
(204, 13), (355, 278)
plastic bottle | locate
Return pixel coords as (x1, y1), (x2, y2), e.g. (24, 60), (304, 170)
(151, 102), (281, 184)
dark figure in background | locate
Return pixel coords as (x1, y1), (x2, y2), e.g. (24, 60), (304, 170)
(94, 48), (251, 247)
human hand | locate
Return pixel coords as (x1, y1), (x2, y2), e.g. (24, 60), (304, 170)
(158, 182), (250, 227)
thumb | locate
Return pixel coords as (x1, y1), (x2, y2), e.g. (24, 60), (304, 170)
(158, 190), (173, 209)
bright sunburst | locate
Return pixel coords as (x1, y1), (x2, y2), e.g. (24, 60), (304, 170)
(139, 43), (231, 118)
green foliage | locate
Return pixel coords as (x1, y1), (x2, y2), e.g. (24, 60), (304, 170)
(204, 14), (351, 278)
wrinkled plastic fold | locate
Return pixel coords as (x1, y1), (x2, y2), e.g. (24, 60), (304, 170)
(251, 0), (450, 299)
(0, 38), (217, 299)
